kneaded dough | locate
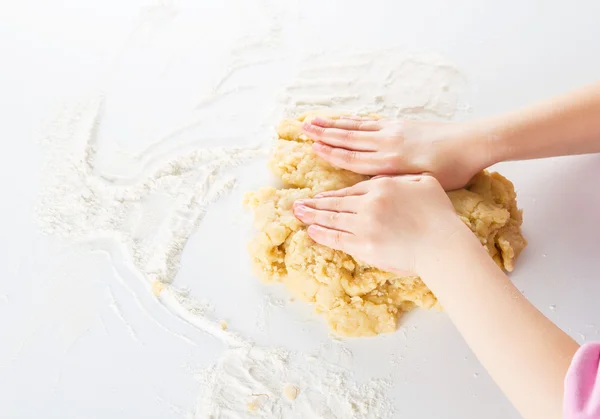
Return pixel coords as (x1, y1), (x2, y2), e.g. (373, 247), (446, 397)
(245, 113), (527, 337)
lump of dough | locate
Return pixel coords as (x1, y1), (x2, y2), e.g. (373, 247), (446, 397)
(270, 139), (367, 193)
(244, 187), (312, 282)
(449, 171), (527, 271)
(245, 114), (527, 337)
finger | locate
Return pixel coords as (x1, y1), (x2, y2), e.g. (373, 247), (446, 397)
(311, 117), (381, 132)
(314, 181), (371, 198)
(339, 115), (379, 121)
(302, 122), (374, 151)
(312, 142), (381, 174)
(307, 224), (355, 252)
(379, 174), (426, 183)
(294, 196), (361, 213)
(293, 206), (356, 232)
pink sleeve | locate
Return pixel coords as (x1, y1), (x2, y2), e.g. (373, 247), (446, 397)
(564, 342), (600, 419)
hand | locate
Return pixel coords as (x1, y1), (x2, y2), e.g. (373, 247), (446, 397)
(292, 175), (468, 275)
(301, 117), (494, 190)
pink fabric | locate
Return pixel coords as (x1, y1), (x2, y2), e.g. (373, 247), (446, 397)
(565, 342), (600, 418)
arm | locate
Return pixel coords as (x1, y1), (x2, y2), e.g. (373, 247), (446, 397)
(300, 82), (600, 190)
(421, 228), (579, 419)
(294, 176), (579, 419)
(481, 82), (600, 162)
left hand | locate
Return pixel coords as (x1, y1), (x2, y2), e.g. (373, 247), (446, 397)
(292, 175), (467, 275)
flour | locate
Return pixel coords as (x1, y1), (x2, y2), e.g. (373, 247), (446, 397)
(35, 90), (398, 416)
(36, 88), (399, 416)
(37, 95), (264, 347)
(194, 346), (393, 418)
(279, 50), (468, 119)
(255, 294), (287, 332)
(36, 13), (467, 414)
(105, 286), (140, 343)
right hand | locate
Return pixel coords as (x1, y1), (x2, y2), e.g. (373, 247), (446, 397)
(302, 117), (494, 190)
(293, 175), (471, 275)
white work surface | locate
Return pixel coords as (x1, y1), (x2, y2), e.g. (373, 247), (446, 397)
(2, 1), (600, 418)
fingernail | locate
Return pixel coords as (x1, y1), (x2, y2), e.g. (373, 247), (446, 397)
(302, 122), (312, 131)
(314, 192), (326, 198)
(294, 204), (306, 217)
(295, 199), (306, 205)
(307, 225), (323, 235)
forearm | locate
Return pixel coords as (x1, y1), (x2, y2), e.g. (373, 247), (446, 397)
(478, 82), (600, 162)
(420, 228), (579, 419)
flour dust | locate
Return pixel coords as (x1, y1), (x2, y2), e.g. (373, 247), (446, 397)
(36, 27), (467, 419)
(278, 49), (468, 119)
(36, 95), (264, 345)
(194, 346), (392, 418)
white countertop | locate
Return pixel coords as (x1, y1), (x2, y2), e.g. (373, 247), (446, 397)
(2, 0), (600, 417)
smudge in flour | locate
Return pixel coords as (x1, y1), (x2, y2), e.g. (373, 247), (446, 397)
(278, 50), (468, 120)
(194, 346), (393, 418)
(105, 286), (141, 343)
(36, 95), (264, 347)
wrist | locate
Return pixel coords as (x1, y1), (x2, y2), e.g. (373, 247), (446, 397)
(469, 113), (522, 165)
(464, 119), (505, 168)
(414, 219), (487, 285)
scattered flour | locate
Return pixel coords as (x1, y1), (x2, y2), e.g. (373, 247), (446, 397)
(278, 49), (468, 119)
(255, 294), (287, 332)
(36, 95), (263, 346)
(35, 12), (468, 415)
(194, 345), (393, 418)
(36, 93), (397, 417)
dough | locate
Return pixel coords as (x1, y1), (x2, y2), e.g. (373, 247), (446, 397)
(245, 113), (527, 337)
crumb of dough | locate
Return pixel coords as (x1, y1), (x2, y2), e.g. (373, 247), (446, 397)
(246, 398), (259, 413)
(151, 281), (165, 296)
(246, 394), (268, 412)
(283, 384), (300, 400)
(220, 320), (228, 330)
(245, 112), (527, 337)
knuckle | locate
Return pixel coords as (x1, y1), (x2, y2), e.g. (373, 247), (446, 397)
(419, 175), (438, 187)
(423, 175), (437, 184)
(328, 212), (339, 223)
(368, 194), (387, 212)
(317, 143), (331, 154)
(332, 231), (343, 245)
(377, 176), (396, 191)
(342, 150), (358, 163)
(389, 152), (403, 166)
